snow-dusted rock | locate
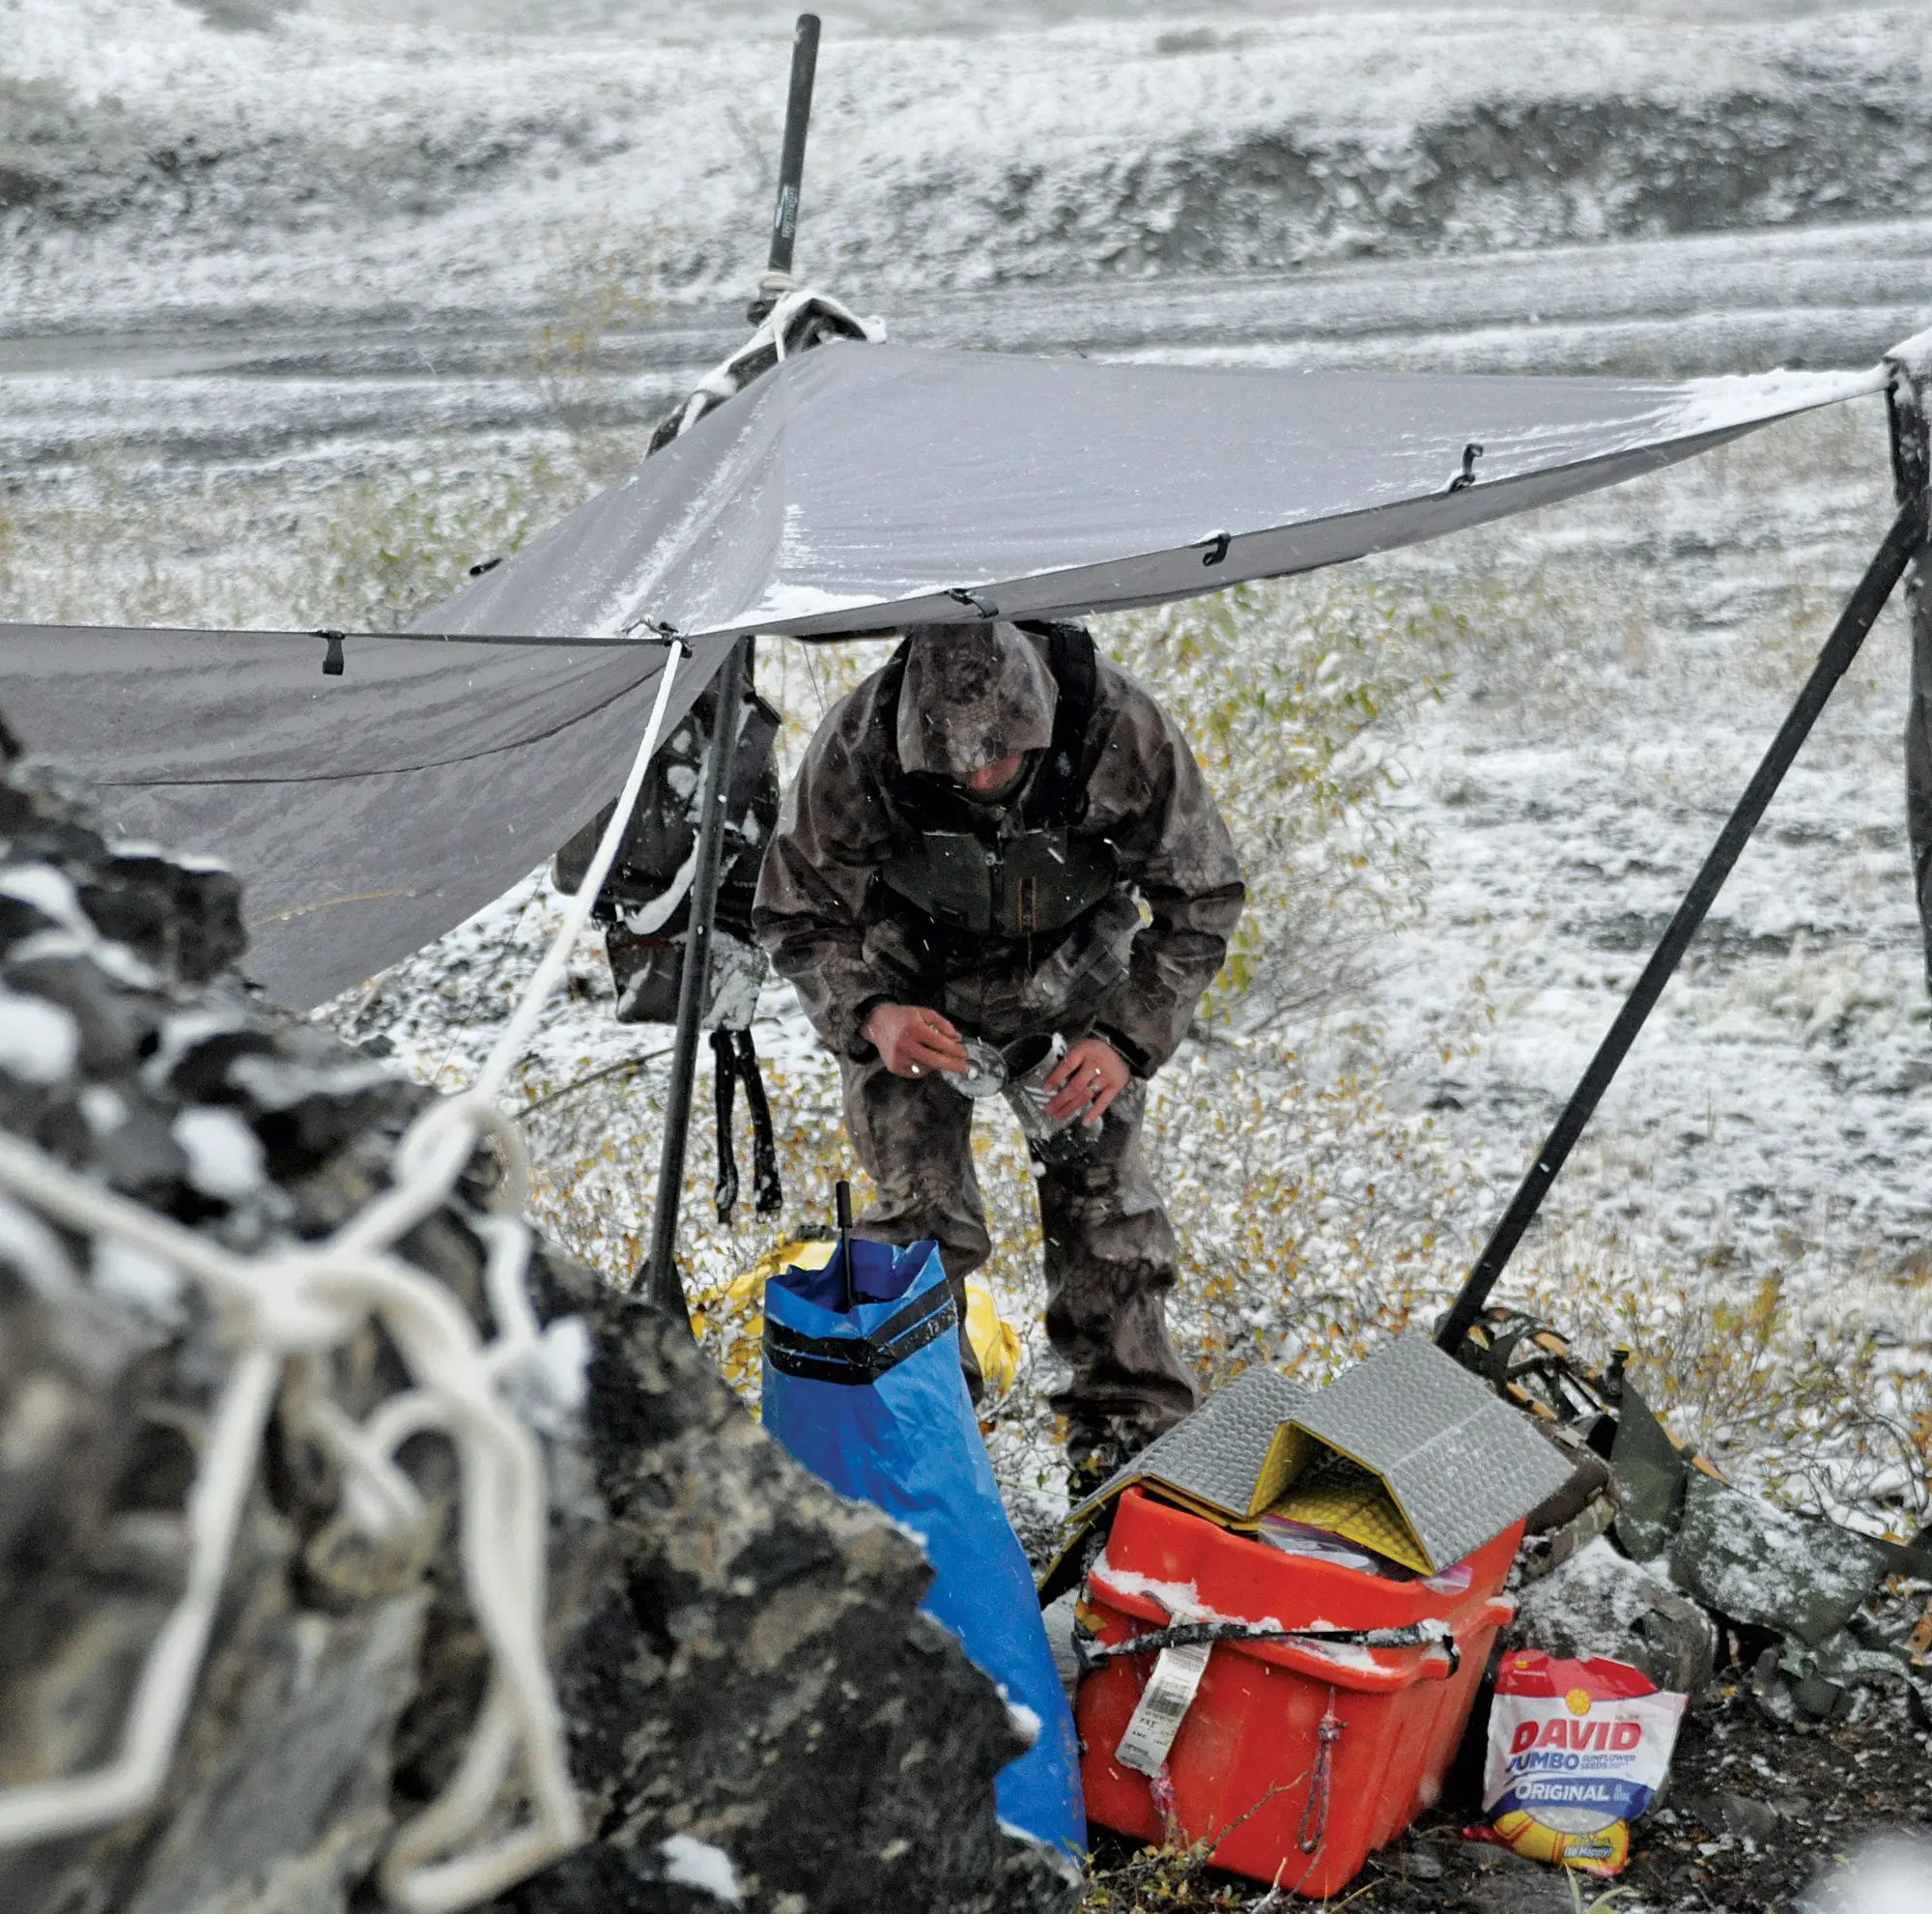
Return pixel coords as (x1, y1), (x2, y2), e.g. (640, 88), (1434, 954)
(1509, 1535), (1717, 1698)
(0, 740), (1073, 1914)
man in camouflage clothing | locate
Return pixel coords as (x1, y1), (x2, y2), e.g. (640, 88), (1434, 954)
(753, 619), (1244, 1485)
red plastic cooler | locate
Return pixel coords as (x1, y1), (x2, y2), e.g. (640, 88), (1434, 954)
(1076, 1487), (1519, 1897)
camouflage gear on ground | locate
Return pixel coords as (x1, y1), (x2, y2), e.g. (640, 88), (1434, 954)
(753, 624), (1244, 1437)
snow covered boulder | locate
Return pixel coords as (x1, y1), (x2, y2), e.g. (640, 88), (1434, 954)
(0, 739), (1073, 1914)
(1510, 1536), (1718, 1700)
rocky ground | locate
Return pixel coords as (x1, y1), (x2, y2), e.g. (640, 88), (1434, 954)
(1343, 1688), (1932, 1914)
(1083, 1687), (1932, 1912)
(0, 740), (1075, 1914)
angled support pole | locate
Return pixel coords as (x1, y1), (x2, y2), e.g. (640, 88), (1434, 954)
(1892, 333), (1932, 989)
(642, 636), (750, 1324)
(1437, 397), (1931, 1354)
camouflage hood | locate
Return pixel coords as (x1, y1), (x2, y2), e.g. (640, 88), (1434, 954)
(895, 622), (1058, 781)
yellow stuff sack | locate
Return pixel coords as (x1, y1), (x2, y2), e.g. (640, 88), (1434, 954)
(964, 1282), (1022, 1399)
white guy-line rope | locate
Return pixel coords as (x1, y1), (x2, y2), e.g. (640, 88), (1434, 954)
(0, 640), (691, 1912)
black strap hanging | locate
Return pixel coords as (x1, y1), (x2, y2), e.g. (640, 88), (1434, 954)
(736, 1028), (783, 1216)
(710, 1027), (742, 1222)
(711, 1026), (784, 1223)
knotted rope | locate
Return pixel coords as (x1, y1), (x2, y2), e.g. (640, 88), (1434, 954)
(0, 641), (690, 1913)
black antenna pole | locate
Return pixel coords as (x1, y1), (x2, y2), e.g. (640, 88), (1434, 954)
(1436, 495), (1927, 1355)
(637, 22), (829, 1321)
(749, 14), (821, 323)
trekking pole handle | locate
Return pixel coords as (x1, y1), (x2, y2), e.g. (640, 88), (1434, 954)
(763, 14), (820, 288)
(835, 1177), (855, 1309)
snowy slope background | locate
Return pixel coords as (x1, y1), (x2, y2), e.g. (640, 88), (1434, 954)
(5, 0), (1932, 1542)
(4, 1), (1931, 330)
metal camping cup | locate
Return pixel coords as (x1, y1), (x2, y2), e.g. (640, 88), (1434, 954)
(941, 1031), (1095, 1165)
(950, 1036), (1010, 1099)
(1001, 1032), (1099, 1166)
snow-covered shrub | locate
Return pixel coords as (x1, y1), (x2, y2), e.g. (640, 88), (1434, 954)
(305, 455), (586, 631)
(1102, 577), (1444, 1032)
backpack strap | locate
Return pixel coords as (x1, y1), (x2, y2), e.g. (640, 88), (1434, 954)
(1017, 620), (1099, 828)
(872, 638), (914, 763)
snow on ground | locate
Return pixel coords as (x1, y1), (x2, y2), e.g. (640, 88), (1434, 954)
(1373, 398), (1926, 1276)
(4, 2), (1932, 1540)
(4, 2), (1931, 331)
(333, 0), (1883, 34)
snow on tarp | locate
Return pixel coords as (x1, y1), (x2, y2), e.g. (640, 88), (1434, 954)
(426, 345), (1886, 642)
(0, 346), (1888, 1012)
(0, 624), (726, 1011)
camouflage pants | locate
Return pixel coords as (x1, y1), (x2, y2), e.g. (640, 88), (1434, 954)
(838, 1052), (1200, 1442)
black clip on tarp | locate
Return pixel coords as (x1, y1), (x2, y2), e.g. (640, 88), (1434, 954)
(1436, 489), (1929, 1354)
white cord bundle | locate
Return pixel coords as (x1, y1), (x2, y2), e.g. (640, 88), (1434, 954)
(668, 287), (883, 440)
(0, 643), (690, 1913)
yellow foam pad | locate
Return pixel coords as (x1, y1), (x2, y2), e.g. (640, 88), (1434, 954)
(1269, 1453), (1432, 1575)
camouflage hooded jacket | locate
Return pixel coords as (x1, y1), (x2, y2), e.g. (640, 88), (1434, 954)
(752, 631), (1245, 1074)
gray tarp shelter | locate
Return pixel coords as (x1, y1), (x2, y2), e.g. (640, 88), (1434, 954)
(0, 343), (1889, 1010)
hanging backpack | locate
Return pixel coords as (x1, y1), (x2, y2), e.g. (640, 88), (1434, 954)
(552, 676), (784, 1220)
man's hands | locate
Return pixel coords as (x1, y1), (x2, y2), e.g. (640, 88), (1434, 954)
(864, 1003), (970, 1079)
(1044, 1036), (1130, 1128)
(866, 1007), (1128, 1128)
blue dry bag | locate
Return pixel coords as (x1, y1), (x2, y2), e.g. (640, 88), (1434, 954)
(761, 1238), (1084, 1860)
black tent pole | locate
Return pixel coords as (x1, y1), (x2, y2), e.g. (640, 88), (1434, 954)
(749, 14), (821, 324)
(1436, 494), (1928, 1355)
(642, 636), (750, 1320)
(638, 16), (819, 1317)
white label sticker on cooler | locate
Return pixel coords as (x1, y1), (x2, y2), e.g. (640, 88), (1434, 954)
(1115, 1641), (1213, 1777)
